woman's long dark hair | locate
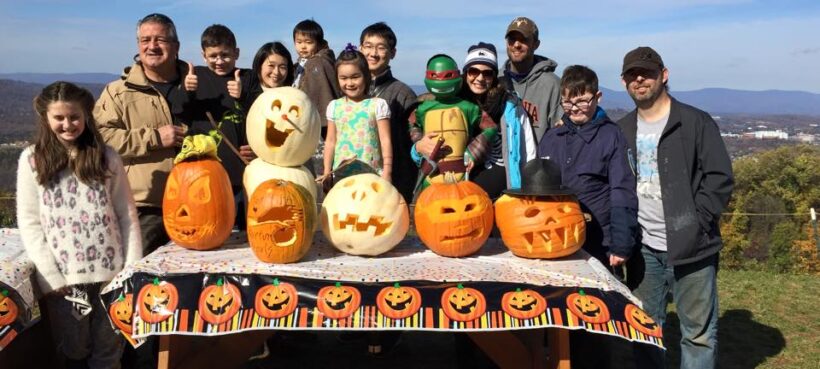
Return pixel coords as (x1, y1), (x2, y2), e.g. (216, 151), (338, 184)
(459, 73), (507, 124)
(32, 81), (109, 186)
(252, 42), (295, 87)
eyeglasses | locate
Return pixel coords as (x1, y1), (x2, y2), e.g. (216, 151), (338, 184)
(466, 68), (495, 79)
(360, 43), (390, 54)
(560, 95), (597, 110)
(206, 53), (234, 63)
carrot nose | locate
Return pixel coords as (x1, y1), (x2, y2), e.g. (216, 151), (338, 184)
(281, 114), (289, 121)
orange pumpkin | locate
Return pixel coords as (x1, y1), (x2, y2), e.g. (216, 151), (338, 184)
(316, 282), (361, 319)
(254, 278), (299, 319)
(376, 283), (422, 320)
(0, 290), (19, 327)
(566, 290), (610, 324)
(247, 179), (316, 263)
(501, 288), (547, 320)
(108, 293), (134, 334)
(441, 284), (486, 322)
(625, 304), (662, 337)
(494, 194), (586, 259)
(199, 278), (242, 325)
(414, 176), (494, 257)
(163, 158), (235, 250)
(137, 278), (179, 324)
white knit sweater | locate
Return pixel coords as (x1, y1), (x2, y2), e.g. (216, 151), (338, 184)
(16, 146), (142, 294)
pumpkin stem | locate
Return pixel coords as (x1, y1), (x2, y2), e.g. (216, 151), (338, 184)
(153, 277), (160, 286)
(516, 288), (522, 292)
(393, 282), (401, 288)
(217, 278), (224, 287)
(579, 289), (586, 296)
(273, 278), (280, 286)
(117, 294), (125, 302)
(335, 282), (342, 288)
(457, 283), (464, 290)
(443, 171), (459, 184)
(1, 290), (8, 297)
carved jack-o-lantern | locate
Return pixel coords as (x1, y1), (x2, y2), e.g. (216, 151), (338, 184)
(321, 174), (409, 256)
(137, 278), (179, 324)
(243, 159), (317, 204)
(0, 290), (19, 327)
(163, 158), (235, 250)
(316, 282), (361, 319)
(376, 283), (422, 320)
(625, 304), (662, 337)
(108, 293), (134, 334)
(199, 278), (242, 325)
(501, 288), (547, 320)
(254, 278), (299, 319)
(247, 180), (316, 263)
(566, 290), (610, 324)
(414, 176), (493, 257)
(246, 87), (321, 166)
(441, 284), (486, 322)
(494, 195), (586, 259)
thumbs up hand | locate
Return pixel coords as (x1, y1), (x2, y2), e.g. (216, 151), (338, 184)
(227, 69), (242, 99)
(184, 62), (198, 92)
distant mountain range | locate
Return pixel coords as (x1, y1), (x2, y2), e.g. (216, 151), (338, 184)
(1, 73), (819, 116)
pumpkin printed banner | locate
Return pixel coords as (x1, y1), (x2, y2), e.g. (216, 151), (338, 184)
(100, 233), (663, 350)
(0, 229), (39, 351)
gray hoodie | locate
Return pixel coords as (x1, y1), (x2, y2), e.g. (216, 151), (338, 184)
(500, 55), (563, 141)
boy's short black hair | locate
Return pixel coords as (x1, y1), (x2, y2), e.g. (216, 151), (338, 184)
(560, 65), (599, 98)
(293, 19), (325, 44)
(359, 22), (397, 50)
(201, 24), (237, 49)
(335, 49), (372, 94)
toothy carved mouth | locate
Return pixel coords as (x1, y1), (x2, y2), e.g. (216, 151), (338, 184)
(450, 300), (478, 314)
(165, 221), (216, 241)
(521, 225), (581, 253)
(207, 297), (235, 315)
(0, 310), (8, 317)
(325, 294), (353, 310)
(441, 228), (481, 243)
(511, 300), (538, 312)
(263, 295), (290, 311)
(251, 206), (300, 247)
(265, 119), (294, 149)
(118, 317), (132, 324)
(388, 298), (413, 311)
(333, 214), (392, 236)
(575, 303), (601, 317)
(144, 298), (169, 313)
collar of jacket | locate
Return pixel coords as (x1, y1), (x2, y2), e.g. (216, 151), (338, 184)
(556, 106), (609, 143)
(122, 60), (188, 92)
(372, 67), (395, 88)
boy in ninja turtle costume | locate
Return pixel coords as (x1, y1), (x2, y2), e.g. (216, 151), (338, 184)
(410, 54), (497, 190)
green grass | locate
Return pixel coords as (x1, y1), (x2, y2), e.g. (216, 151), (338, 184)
(663, 270), (820, 368)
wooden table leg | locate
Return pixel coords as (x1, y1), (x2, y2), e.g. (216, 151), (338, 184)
(157, 336), (170, 369)
(546, 329), (570, 369)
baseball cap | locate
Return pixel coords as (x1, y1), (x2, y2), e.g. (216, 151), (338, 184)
(506, 17), (538, 41)
(622, 46), (664, 75)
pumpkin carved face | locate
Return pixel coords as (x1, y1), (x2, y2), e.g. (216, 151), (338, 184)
(317, 283), (361, 319)
(414, 178), (493, 257)
(376, 283), (422, 320)
(566, 291), (610, 324)
(254, 279), (298, 319)
(0, 290), (19, 327)
(625, 304), (662, 337)
(501, 288), (547, 320)
(109, 293), (134, 334)
(199, 278), (242, 325)
(243, 159), (317, 204)
(494, 195), (586, 259)
(163, 158), (235, 250)
(321, 174), (409, 256)
(246, 87), (321, 166)
(137, 278), (179, 323)
(441, 284), (486, 322)
(247, 180), (316, 263)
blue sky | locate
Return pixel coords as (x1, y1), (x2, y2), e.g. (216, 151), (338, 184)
(2, 0), (819, 92)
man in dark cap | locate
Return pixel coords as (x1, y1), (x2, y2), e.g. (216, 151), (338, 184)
(617, 46), (734, 369)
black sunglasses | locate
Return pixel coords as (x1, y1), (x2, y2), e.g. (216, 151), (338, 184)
(466, 68), (495, 79)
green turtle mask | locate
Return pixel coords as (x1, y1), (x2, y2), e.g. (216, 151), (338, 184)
(424, 54), (462, 99)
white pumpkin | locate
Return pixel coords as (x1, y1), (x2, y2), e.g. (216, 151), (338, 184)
(246, 87), (321, 166)
(320, 173), (409, 256)
(244, 158), (317, 208)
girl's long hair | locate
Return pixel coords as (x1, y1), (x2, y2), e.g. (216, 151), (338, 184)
(32, 81), (109, 186)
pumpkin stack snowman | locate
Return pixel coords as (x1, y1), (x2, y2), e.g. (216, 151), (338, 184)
(244, 87), (321, 263)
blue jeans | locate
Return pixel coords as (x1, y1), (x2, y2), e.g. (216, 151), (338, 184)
(633, 246), (719, 369)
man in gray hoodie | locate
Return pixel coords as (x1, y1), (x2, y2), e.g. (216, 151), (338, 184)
(500, 16), (563, 141)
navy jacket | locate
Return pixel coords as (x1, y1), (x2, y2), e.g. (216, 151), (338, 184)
(538, 108), (639, 261)
(617, 98), (733, 266)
